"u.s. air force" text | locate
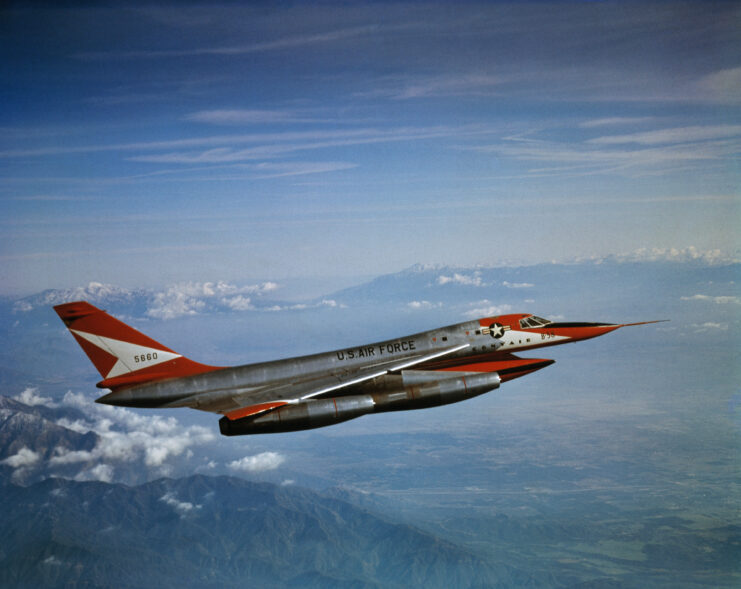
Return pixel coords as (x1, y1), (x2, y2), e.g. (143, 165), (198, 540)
(336, 340), (416, 361)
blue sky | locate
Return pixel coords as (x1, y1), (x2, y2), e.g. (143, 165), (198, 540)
(1, 2), (739, 294)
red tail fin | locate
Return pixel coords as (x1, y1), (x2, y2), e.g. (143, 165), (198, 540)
(54, 301), (221, 390)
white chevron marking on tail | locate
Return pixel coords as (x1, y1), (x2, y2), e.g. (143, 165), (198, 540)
(70, 329), (182, 378)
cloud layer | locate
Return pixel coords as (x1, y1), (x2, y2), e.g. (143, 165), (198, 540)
(227, 452), (286, 473)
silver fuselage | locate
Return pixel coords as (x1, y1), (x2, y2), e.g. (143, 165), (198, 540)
(97, 318), (502, 413)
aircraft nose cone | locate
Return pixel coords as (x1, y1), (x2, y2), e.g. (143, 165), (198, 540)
(547, 322), (622, 341)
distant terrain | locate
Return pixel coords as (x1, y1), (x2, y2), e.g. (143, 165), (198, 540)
(1, 258), (739, 587)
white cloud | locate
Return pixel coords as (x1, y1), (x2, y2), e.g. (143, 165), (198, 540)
(42, 556), (63, 566)
(502, 281), (534, 289)
(160, 492), (201, 515)
(227, 451), (285, 473)
(221, 295), (253, 311)
(74, 464), (114, 483)
(1, 447), (41, 468)
(407, 300), (442, 310)
(692, 322), (729, 332)
(437, 272), (485, 286)
(19, 282), (135, 311)
(266, 299), (342, 312)
(12, 301), (32, 313)
(14, 387), (57, 407)
(593, 247), (737, 266)
(464, 302), (513, 318)
(50, 392), (216, 472)
(146, 280), (279, 319)
(146, 289), (205, 319)
(49, 448), (95, 465)
(681, 294), (740, 305)
(55, 418), (93, 434)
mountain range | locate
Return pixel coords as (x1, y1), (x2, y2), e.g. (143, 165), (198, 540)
(0, 257), (738, 587)
(2, 472), (530, 589)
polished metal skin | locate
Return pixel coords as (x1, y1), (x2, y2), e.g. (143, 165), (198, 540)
(219, 372), (502, 435)
(54, 302), (662, 436)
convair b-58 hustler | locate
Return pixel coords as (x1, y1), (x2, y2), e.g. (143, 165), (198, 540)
(55, 302), (662, 436)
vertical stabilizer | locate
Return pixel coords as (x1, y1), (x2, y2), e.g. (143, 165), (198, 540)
(54, 301), (221, 389)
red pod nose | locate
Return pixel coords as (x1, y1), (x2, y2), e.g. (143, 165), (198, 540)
(437, 356), (555, 382)
(495, 357), (555, 382)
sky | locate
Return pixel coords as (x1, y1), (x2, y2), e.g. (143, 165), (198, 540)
(1, 1), (740, 294)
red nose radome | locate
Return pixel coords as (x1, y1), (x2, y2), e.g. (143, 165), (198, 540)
(547, 320), (668, 342)
(545, 322), (622, 342)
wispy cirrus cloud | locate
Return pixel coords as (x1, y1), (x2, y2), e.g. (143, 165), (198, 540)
(0, 129), (377, 158)
(468, 123), (741, 178)
(579, 117), (655, 128)
(0, 125), (491, 161)
(10, 194), (95, 202)
(681, 294), (741, 305)
(74, 25), (384, 60)
(250, 161), (358, 179)
(185, 109), (325, 125)
(587, 125), (741, 146)
(127, 126), (487, 165)
(695, 66), (741, 105)
(360, 73), (502, 100)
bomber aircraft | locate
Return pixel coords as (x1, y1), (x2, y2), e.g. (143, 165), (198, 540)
(54, 302), (661, 435)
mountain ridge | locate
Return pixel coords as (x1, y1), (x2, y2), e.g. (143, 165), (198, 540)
(0, 472), (530, 589)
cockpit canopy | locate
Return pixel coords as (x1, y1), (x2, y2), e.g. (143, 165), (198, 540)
(519, 315), (551, 329)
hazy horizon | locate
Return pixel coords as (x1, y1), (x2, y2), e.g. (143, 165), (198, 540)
(2, 2), (739, 294)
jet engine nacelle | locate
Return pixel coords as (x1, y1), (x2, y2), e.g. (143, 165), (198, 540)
(219, 372), (500, 435)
